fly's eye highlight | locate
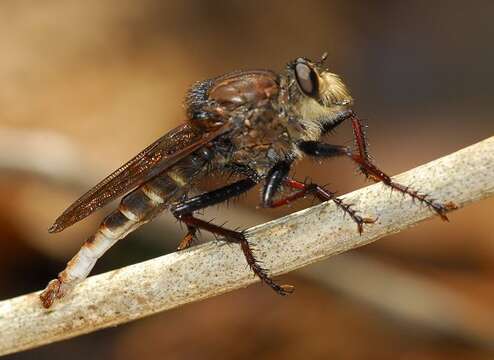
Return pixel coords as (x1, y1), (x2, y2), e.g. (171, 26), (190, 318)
(294, 61), (319, 97)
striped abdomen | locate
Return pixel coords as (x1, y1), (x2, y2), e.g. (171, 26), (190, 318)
(39, 151), (209, 308)
(55, 146), (209, 287)
(101, 175), (181, 240)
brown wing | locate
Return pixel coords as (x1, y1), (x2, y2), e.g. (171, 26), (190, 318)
(49, 123), (227, 233)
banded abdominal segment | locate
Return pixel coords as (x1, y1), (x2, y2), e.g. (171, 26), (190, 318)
(39, 164), (196, 308)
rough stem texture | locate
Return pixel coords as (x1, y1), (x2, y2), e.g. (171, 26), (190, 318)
(1, 136), (493, 356)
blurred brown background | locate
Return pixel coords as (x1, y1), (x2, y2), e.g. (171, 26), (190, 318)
(1, 1), (493, 359)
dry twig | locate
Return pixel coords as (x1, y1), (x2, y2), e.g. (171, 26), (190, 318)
(0, 136), (493, 356)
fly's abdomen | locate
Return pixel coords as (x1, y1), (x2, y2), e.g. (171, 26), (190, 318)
(40, 153), (208, 308)
(40, 173), (186, 308)
(106, 147), (210, 238)
(104, 176), (179, 236)
(96, 173), (183, 248)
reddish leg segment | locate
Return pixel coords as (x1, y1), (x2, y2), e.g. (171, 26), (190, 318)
(171, 178), (294, 296)
(269, 179), (375, 234)
(176, 214), (294, 295)
(350, 116), (456, 220)
(177, 225), (197, 250)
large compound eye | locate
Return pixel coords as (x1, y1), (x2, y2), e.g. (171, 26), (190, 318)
(294, 61), (319, 97)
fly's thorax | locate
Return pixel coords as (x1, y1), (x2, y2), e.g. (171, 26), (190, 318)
(185, 70), (280, 130)
(206, 106), (295, 177)
(185, 56), (356, 175)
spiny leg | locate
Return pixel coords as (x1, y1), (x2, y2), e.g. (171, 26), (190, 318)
(298, 115), (456, 220)
(262, 160), (373, 233)
(175, 214), (294, 296)
(349, 116), (456, 220)
(270, 178), (375, 234)
(177, 164), (262, 251)
(262, 160), (292, 206)
(173, 178), (256, 251)
(171, 177), (294, 295)
(177, 224), (197, 250)
(321, 109), (355, 134)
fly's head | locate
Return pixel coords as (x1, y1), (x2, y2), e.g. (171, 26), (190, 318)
(283, 54), (353, 136)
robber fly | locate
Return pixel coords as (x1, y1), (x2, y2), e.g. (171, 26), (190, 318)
(40, 54), (454, 308)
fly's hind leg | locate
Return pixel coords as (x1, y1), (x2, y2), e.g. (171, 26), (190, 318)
(176, 214), (294, 295)
(171, 178), (294, 296)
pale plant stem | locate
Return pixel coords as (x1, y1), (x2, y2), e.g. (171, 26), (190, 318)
(0, 136), (493, 356)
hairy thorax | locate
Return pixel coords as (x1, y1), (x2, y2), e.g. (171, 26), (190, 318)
(225, 104), (295, 175)
(186, 70), (304, 176)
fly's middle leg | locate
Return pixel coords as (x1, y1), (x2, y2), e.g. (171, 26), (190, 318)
(268, 178), (375, 234)
(261, 159), (373, 233)
(177, 224), (197, 250)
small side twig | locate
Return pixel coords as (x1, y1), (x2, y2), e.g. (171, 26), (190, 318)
(0, 136), (493, 356)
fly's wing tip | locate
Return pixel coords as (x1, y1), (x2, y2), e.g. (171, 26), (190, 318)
(48, 221), (63, 233)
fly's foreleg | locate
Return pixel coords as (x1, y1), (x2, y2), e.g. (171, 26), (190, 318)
(171, 178), (294, 296)
(298, 116), (456, 220)
(349, 117), (456, 219)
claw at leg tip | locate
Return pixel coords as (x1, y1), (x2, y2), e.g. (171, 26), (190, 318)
(40, 281), (57, 308)
(39, 278), (64, 309)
